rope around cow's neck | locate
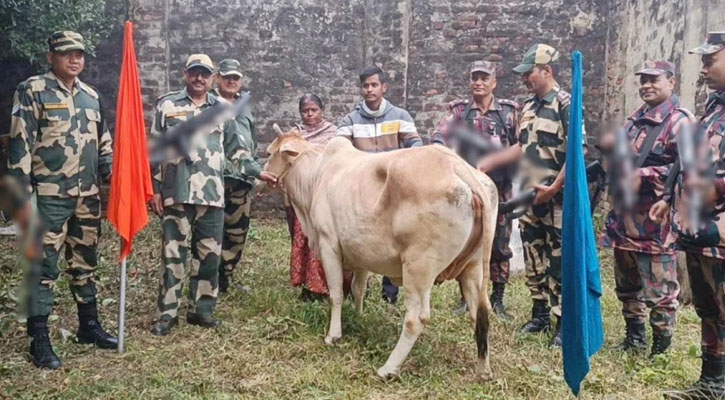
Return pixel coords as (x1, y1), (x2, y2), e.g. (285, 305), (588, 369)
(276, 145), (318, 184)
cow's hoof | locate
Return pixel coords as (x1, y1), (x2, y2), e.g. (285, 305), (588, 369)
(476, 364), (494, 381)
(376, 366), (399, 381)
(324, 335), (341, 345)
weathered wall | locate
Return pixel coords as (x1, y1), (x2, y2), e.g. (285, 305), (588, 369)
(604, 0), (725, 120)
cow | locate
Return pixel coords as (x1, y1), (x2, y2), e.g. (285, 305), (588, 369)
(263, 126), (499, 380)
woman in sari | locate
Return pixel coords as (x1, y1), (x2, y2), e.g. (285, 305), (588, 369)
(287, 94), (351, 301)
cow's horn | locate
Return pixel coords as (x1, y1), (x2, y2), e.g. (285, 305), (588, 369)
(273, 123), (284, 137)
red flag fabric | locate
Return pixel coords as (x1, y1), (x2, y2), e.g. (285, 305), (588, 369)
(107, 21), (154, 261)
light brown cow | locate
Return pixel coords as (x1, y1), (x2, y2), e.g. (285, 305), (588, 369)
(263, 127), (498, 380)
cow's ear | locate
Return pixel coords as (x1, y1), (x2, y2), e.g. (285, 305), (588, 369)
(280, 141), (301, 158)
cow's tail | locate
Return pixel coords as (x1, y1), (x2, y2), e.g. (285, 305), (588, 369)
(475, 292), (490, 360)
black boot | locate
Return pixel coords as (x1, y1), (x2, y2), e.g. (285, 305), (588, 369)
(521, 300), (551, 334)
(187, 312), (221, 328)
(218, 269), (230, 294)
(27, 315), (62, 370)
(650, 331), (673, 358)
(490, 282), (513, 321)
(663, 353), (725, 399)
(550, 317), (562, 347)
(149, 317), (178, 336)
(615, 319), (648, 352)
(77, 302), (118, 349)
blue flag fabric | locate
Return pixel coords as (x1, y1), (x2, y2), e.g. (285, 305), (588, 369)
(561, 51), (604, 396)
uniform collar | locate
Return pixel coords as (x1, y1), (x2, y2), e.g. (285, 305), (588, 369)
(708, 90), (725, 107)
(536, 87), (559, 105)
(468, 96), (501, 112)
(210, 88), (239, 101)
(178, 87), (215, 106)
(630, 95), (679, 125)
(45, 70), (83, 94)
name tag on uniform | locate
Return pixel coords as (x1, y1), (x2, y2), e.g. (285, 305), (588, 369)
(167, 111), (188, 119)
(380, 121), (400, 135)
(44, 103), (68, 110)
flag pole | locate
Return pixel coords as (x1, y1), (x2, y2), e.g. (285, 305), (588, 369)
(118, 247), (127, 354)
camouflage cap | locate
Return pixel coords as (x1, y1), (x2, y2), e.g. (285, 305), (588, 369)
(185, 54), (214, 72)
(634, 60), (675, 76)
(689, 31), (725, 55)
(218, 59), (243, 77)
(513, 44), (559, 74)
(48, 31), (85, 53)
(470, 60), (496, 76)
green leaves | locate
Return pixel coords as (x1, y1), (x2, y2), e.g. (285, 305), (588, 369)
(0, 0), (125, 65)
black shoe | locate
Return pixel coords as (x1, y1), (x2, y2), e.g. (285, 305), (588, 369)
(615, 319), (648, 352)
(149, 317), (178, 336)
(29, 333), (62, 370)
(77, 319), (118, 349)
(650, 331), (673, 357)
(219, 271), (230, 294)
(452, 297), (468, 316)
(381, 293), (398, 305)
(186, 313), (221, 328)
(381, 277), (398, 304)
(521, 300), (550, 334)
(490, 282), (513, 321)
(550, 317), (562, 347)
(663, 353), (725, 399)
(299, 287), (325, 302)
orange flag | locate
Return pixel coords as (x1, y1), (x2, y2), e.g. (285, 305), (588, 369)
(107, 21), (154, 261)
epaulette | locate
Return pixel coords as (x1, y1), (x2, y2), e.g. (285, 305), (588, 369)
(555, 90), (571, 105)
(20, 75), (46, 92)
(447, 99), (469, 110)
(498, 98), (520, 110)
(156, 90), (182, 104)
(674, 107), (696, 121)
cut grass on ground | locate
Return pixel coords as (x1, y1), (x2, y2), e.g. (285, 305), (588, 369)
(0, 219), (702, 399)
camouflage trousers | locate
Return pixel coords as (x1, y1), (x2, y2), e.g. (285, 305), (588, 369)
(29, 195), (101, 317)
(156, 204), (223, 320)
(220, 180), (251, 278)
(686, 252), (725, 357)
(520, 200), (563, 317)
(490, 186), (513, 284)
(613, 249), (679, 333)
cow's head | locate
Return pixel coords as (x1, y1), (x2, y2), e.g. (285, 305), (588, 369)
(263, 124), (312, 181)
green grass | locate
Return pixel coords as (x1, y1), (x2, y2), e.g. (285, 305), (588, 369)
(0, 219), (702, 399)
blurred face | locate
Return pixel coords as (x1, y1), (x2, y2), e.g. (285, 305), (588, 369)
(638, 74), (674, 106)
(184, 67), (213, 97)
(701, 50), (725, 91)
(47, 50), (85, 81)
(215, 74), (242, 98)
(521, 65), (551, 96)
(300, 101), (323, 127)
(470, 71), (496, 99)
(361, 74), (387, 106)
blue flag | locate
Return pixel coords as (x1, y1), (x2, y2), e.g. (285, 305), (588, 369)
(561, 51), (604, 396)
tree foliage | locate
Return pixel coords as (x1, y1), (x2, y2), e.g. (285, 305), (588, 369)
(0, 0), (125, 64)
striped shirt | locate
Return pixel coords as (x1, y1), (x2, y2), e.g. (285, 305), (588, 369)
(337, 99), (421, 153)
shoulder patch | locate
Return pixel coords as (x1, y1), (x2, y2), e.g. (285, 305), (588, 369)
(556, 90), (571, 105)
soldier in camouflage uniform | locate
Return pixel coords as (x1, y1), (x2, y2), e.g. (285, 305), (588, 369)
(431, 60), (519, 320)
(8, 31), (117, 369)
(601, 60), (694, 357)
(211, 59), (261, 293)
(662, 32), (725, 400)
(148, 54), (266, 336)
(512, 44), (575, 347)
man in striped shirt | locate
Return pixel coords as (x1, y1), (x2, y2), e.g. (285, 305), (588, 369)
(337, 66), (422, 303)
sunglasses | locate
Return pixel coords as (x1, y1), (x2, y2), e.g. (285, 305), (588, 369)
(186, 68), (212, 79)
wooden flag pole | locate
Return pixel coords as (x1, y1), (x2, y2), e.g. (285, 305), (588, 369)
(118, 253), (127, 354)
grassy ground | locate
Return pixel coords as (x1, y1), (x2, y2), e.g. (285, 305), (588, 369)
(0, 218), (703, 399)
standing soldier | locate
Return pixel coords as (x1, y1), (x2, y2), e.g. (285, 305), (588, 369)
(211, 59), (261, 293)
(147, 55), (272, 336)
(512, 44), (574, 347)
(337, 66), (422, 304)
(431, 60), (519, 320)
(600, 61), (693, 357)
(661, 32), (725, 400)
(8, 31), (116, 369)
